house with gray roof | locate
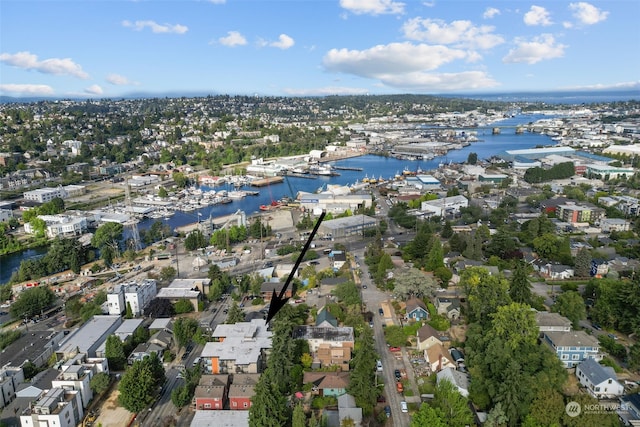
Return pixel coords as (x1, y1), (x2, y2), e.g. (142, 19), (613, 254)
(543, 331), (601, 368)
(316, 308), (338, 328)
(535, 311), (572, 334)
(576, 358), (624, 399)
(437, 367), (469, 397)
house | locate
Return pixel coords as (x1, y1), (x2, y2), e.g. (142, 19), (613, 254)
(303, 371), (350, 397)
(543, 331), (601, 368)
(435, 297), (461, 321)
(591, 259), (609, 277)
(539, 263), (574, 280)
(436, 367), (469, 397)
(228, 374), (260, 410)
(193, 374), (229, 410)
(576, 358), (624, 399)
(315, 343), (352, 371)
(316, 308), (338, 328)
(405, 298), (429, 321)
(619, 393), (640, 426)
(19, 387), (84, 427)
(336, 393), (362, 427)
(330, 251), (347, 269)
(424, 343), (456, 373)
(190, 410), (249, 427)
(128, 342), (164, 365)
(535, 311), (572, 333)
(260, 282), (293, 301)
(416, 324), (443, 352)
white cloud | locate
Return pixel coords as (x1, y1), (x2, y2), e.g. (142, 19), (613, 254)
(283, 86), (371, 96)
(562, 21), (574, 29)
(323, 42), (468, 77)
(503, 34), (566, 64)
(483, 7), (500, 19)
(0, 83), (54, 95)
(569, 2), (609, 25)
(339, 0), (405, 16)
(0, 51), (89, 79)
(402, 18), (504, 50)
(84, 84), (103, 95)
(524, 5), (553, 26)
(218, 31), (247, 47)
(122, 20), (188, 34)
(379, 70), (499, 91)
(106, 73), (136, 85)
(560, 81), (640, 91)
(261, 34), (295, 50)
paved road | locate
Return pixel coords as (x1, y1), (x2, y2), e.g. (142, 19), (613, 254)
(358, 250), (410, 427)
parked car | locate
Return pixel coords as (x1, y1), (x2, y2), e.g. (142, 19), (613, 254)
(384, 406), (391, 418)
(377, 395), (386, 403)
(378, 308), (384, 316)
(396, 382), (404, 393)
(401, 401), (408, 413)
(394, 369), (401, 381)
(608, 333), (618, 340)
(389, 347), (401, 352)
(592, 322), (602, 330)
(376, 360), (383, 372)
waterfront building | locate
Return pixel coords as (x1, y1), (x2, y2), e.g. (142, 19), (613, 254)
(421, 195), (468, 217)
(585, 164), (635, 180)
(500, 147), (575, 161)
(23, 187), (65, 203)
(316, 214), (377, 239)
(23, 214), (88, 238)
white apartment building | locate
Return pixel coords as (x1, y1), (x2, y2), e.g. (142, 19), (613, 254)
(24, 214), (88, 238)
(106, 280), (157, 316)
(19, 387), (84, 427)
(23, 187), (65, 203)
(421, 195), (469, 217)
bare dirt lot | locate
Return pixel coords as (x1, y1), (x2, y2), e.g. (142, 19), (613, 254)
(93, 388), (134, 427)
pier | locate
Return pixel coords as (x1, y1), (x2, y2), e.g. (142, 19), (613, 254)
(283, 172), (317, 179)
(333, 166), (363, 171)
(250, 176), (284, 187)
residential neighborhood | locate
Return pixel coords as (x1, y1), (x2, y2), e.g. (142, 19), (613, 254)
(0, 95), (639, 427)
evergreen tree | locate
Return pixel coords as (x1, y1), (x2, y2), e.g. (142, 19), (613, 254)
(574, 247), (592, 277)
(509, 260), (532, 304)
(248, 368), (290, 427)
(552, 291), (586, 329)
(347, 327), (377, 415)
(125, 301), (133, 319)
(292, 403), (306, 427)
(225, 301), (246, 324)
(105, 334), (126, 371)
(426, 237), (445, 271)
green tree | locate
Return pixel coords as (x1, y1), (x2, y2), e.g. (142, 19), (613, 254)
(574, 247), (592, 277)
(460, 267), (510, 326)
(174, 298), (194, 314)
(158, 187), (168, 198)
(384, 325), (407, 347)
(173, 317), (200, 348)
(509, 260), (532, 305)
(432, 379), (474, 427)
(467, 152), (478, 165)
(125, 301), (133, 319)
(331, 281), (360, 306)
(411, 404), (447, 427)
(490, 303), (538, 351)
(525, 387), (564, 427)
(92, 222), (123, 251)
(89, 372), (111, 395)
(532, 233), (559, 259)
(105, 335), (127, 371)
(392, 268), (437, 299)
(225, 301), (245, 323)
(552, 291), (586, 329)
(248, 368), (290, 427)
(562, 393), (620, 427)
(9, 286), (55, 320)
(347, 327), (377, 415)
(160, 266), (177, 282)
(118, 359), (157, 412)
(426, 237), (445, 271)
(628, 342), (640, 371)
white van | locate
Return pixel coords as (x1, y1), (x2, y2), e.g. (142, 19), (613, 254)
(376, 360), (383, 372)
(401, 401), (408, 413)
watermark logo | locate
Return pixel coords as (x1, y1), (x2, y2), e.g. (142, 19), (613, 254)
(565, 400), (629, 417)
(565, 401), (581, 417)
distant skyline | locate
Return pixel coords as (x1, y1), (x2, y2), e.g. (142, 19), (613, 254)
(1, 0), (639, 99)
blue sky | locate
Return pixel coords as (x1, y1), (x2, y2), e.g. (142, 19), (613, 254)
(1, 0), (638, 98)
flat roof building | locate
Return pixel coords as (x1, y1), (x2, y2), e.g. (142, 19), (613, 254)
(106, 279), (157, 316)
(317, 214), (377, 239)
(57, 315), (122, 359)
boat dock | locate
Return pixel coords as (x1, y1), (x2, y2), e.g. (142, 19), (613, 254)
(333, 166), (363, 171)
(250, 176), (284, 187)
(283, 172), (317, 179)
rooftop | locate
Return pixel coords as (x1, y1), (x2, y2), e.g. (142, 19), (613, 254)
(57, 315), (122, 356)
(292, 326), (354, 342)
(577, 357), (618, 385)
(190, 410), (249, 427)
(545, 331), (599, 348)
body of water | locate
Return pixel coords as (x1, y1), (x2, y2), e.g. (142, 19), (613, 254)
(0, 114), (556, 284)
